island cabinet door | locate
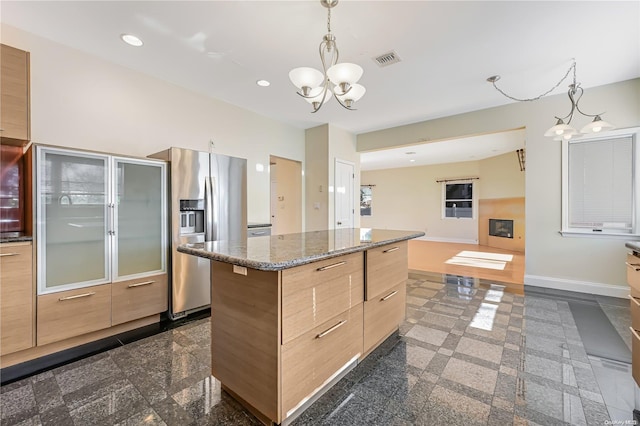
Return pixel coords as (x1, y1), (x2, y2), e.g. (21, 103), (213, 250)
(627, 253), (640, 298)
(366, 241), (408, 300)
(281, 252), (363, 344)
(364, 282), (406, 354)
(281, 303), (363, 418)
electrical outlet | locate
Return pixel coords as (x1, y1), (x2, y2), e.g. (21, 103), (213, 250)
(209, 139), (216, 150)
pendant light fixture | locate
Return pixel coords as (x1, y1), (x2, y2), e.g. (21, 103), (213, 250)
(289, 0), (366, 113)
(487, 60), (614, 140)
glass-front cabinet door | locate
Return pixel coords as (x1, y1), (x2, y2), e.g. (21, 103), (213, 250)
(113, 158), (166, 280)
(37, 147), (111, 294)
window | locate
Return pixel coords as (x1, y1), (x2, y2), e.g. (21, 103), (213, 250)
(360, 186), (372, 216)
(443, 181), (473, 218)
(561, 127), (640, 237)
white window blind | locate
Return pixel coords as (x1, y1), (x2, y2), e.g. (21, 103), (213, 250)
(567, 135), (633, 232)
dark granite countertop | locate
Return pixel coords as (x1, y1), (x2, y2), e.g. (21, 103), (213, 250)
(0, 232), (33, 244)
(178, 228), (424, 271)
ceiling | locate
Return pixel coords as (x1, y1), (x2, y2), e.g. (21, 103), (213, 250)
(2, 1), (639, 167)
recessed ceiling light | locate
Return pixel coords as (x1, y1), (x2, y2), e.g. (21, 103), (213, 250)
(409, 159), (416, 163)
(121, 34), (143, 47)
(256, 80), (271, 87)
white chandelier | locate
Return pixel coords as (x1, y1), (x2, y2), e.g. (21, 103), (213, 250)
(487, 60), (614, 140)
(289, 0), (365, 113)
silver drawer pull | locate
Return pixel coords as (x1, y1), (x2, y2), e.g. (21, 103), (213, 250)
(0, 252), (20, 257)
(631, 296), (640, 308)
(631, 326), (640, 341)
(59, 292), (95, 301)
(316, 261), (346, 271)
(316, 320), (347, 339)
(128, 280), (155, 288)
(383, 247), (399, 253)
(252, 231), (267, 235)
(626, 262), (640, 271)
(381, 290), (398, 301)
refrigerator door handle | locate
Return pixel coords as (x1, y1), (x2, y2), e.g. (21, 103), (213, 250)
(205, 177), (214, 241)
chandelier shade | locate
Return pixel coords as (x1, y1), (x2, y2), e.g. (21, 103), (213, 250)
(487, 60), (614, 140)
(289, 0), (365, 113)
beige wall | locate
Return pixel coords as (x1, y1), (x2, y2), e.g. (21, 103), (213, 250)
(478, 152), (525, 199)
(2, 24), (305, 226)
(305, 124), (360, 231)
(359, 78), (640, 294)
(360, 153), (524, 244)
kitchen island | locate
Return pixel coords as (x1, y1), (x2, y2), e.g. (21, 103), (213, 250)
(178, 228), (424, 425)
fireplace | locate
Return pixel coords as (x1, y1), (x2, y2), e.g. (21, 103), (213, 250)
(489, 219), (513, 239)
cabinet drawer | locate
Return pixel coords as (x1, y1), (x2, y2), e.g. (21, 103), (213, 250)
(366, 241), (408, 300)
(37, 284), (111, 346)
(632, 327), (640, 387)
(631, 296), (640, 332)
(364, 282), (406, 354)
(112, 274), (168, 325)
(626, 254), (640, 298)
(281, 252), (363, 344)
(0, 243), (33, 355)
(281, 304), (363, 417)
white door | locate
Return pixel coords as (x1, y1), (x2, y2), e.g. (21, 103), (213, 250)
(335, 159), (354, 229)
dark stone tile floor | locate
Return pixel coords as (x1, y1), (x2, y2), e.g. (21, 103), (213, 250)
(1, 272), (634, 425)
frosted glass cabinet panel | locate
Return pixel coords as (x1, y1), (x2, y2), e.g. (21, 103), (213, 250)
(37, 148), (110, 292)
(115, 158), (166, 278)
(36, 147), (167, 295)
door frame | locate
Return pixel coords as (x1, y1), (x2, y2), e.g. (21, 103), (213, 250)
(334, 158), (355, 229)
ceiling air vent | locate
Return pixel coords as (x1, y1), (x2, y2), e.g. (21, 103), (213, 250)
(373, 50), (401, 67)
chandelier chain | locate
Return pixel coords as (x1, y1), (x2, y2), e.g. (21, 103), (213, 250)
(327, 7), (332, 34)
(490, 60), (577, 102)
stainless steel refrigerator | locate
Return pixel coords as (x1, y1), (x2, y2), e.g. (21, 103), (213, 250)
(149, 147), (246, 319)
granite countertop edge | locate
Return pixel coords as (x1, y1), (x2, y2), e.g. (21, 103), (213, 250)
(177, 231), (424, 271)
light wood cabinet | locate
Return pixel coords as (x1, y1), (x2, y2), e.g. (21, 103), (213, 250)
(0, 44), (30, 145)
(282, 304), (363, 416)
(37, 284), (111, 346)
(112, 273), (168, 326)
(627, 252), (640, 387)
(282, 252), (363, 344)
(632, 327), (640, 386)
(626, 253), (640, 298)
(364, 282), (406, 354)
(366, 241), (408, 300)
(0, 242), (34, 356)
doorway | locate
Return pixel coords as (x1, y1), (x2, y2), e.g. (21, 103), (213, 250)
(335, 159), (354, 229)
(270, 156), (302, 235)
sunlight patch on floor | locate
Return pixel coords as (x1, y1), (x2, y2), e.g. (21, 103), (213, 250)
(445, 256), (507, 270)
(455, 250), (514, 262)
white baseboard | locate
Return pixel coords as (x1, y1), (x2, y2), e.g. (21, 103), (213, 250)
(416, 236), (478, 245)
(524, 274), (629, 298)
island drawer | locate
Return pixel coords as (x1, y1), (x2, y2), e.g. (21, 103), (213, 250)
(627, 254), (640, 298)
(366, 241), (408, 300)
(632, 327), (640, 386)
(112, 273), (168, 325)
(281, 303), (363, 416)
(281, 252), (363, 344)
(632, 296), (640, 332)
(364, 282), (406, 354)
(37, 284), (111, 346)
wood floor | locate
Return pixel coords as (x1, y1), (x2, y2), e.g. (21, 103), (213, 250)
(408, 240), (524, 293)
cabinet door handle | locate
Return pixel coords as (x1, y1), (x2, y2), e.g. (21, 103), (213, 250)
(630, 326), (640, 341)
(316, 320), (347, 339)
(316, 261), (346, 271)
(59, 292), (95, 301)
(252, 231), (267, 235)
(626, 262), (640, 271)
(381, 290), (398, 301)
(631, 296), (640, 308)
(383, 247), (399, 253)
(128, 280), (155, 288)
(0, 252), (20, 257)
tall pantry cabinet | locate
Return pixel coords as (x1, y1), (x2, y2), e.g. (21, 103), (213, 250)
(35, 146), (168, 346)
